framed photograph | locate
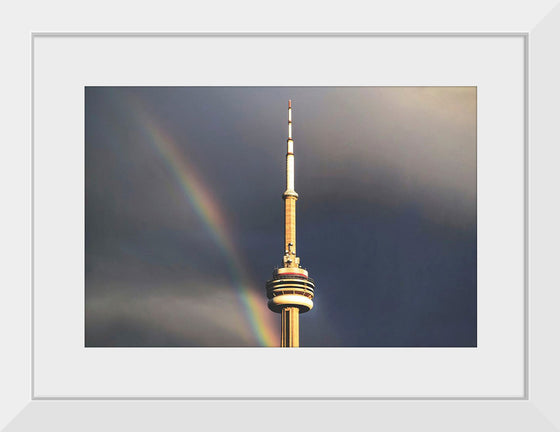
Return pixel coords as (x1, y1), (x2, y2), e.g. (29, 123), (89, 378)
(3, 1), (560, 430)
(83, 85), (478, 351)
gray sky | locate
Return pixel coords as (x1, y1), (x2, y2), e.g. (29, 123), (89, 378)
(85, 86), (476, 347)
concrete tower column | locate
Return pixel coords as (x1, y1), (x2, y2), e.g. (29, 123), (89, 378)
(281, 307), (299, 347)
(284, 196), (297, 261)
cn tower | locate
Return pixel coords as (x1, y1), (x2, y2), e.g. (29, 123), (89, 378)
(265, 100), (315, 347)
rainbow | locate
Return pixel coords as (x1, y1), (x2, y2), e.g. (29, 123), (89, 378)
(126, 100), (278, 347)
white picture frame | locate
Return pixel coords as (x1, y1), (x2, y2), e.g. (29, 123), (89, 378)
(3, 1), (560, 429)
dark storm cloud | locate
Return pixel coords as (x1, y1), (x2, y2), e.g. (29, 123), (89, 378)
(86, 280), (256, 347)
(85, 86), (476, 347)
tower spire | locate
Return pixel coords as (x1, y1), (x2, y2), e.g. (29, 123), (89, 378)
(284, 100), (298, 266)
(288, 99), (292, 139)
(265, 100), (316, 347)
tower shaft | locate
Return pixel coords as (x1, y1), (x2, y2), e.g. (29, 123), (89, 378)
(284, 196), (296, 261)
(281, 307), (299, 347)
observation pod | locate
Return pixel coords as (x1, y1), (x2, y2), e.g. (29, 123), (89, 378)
(266, 267), (315, 313)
